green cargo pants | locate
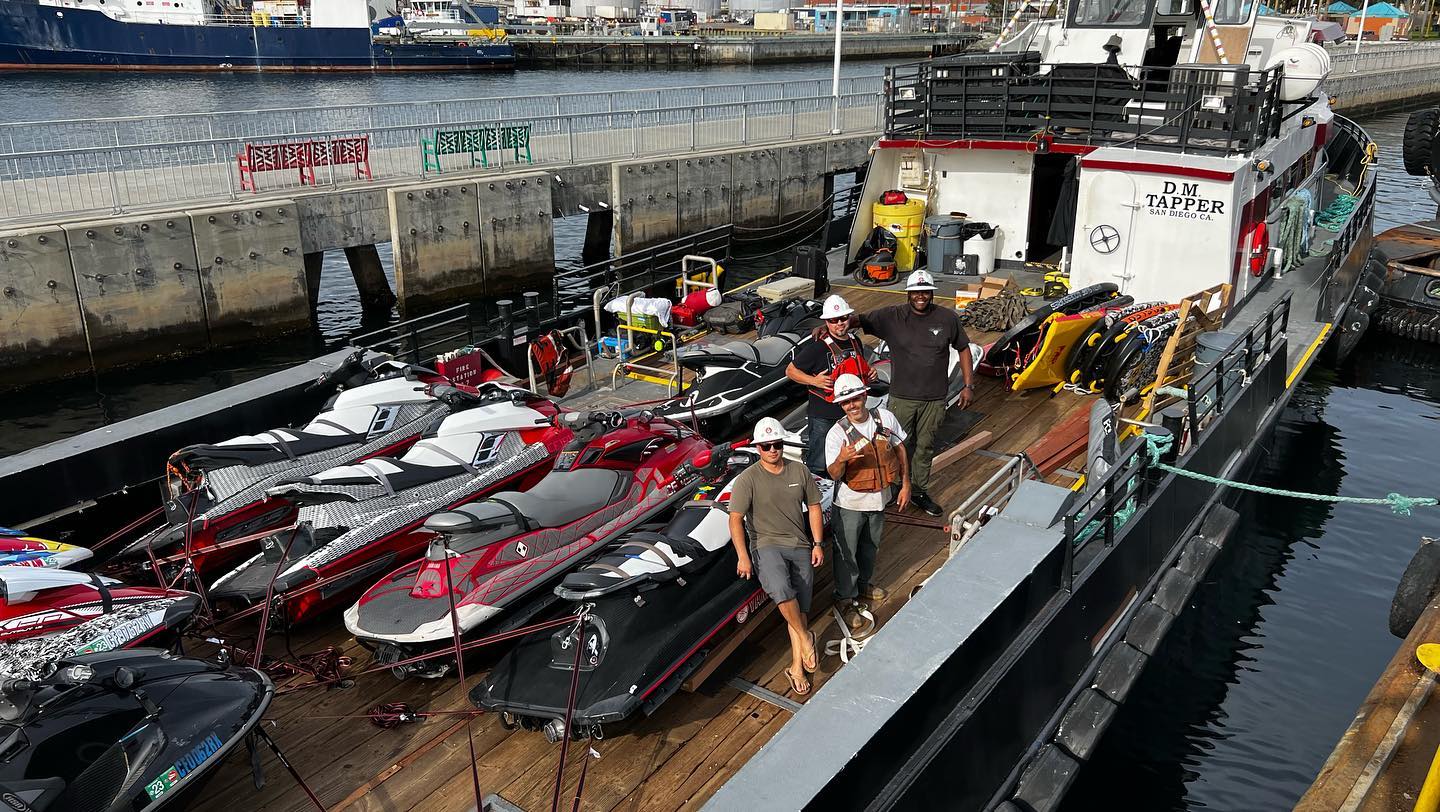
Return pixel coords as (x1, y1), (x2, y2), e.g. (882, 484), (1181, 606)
(887, 396), (948, 491)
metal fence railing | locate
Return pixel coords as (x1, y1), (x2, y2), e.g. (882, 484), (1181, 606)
(1329, 41), (1440, 73)
(0, 74), (883, 155)
(0, 90), (884, 221)
(350, 225), (733, 366)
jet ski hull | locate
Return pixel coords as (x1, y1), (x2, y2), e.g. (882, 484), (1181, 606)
(474, 538), (759, 736)
(0, 649), (272, 812)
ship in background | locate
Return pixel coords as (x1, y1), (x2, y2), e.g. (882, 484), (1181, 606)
(0, 0), (514, 70)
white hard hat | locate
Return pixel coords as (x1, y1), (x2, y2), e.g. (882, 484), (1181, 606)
(821, 294), (854, 320)
(752, 416), (786, 445)
(832, 373), (868, 403)
(905, 269), (937, 291)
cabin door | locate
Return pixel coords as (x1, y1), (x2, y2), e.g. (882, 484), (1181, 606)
(1076, 171), (1139, 294)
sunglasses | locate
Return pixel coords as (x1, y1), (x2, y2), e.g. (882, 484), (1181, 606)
(825, 316), (849, 323)
(756, 442), (784, 452)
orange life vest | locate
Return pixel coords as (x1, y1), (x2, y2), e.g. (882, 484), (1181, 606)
(839, 411), (903, 494)
(808, 334), (873, 403)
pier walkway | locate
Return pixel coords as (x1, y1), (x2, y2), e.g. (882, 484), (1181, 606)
(0, 75), (885, 224)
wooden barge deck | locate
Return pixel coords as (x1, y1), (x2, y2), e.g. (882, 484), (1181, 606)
(1298, 593), (1440, 812)
(190, 282), (1096, 812)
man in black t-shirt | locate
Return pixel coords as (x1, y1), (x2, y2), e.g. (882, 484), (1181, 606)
(855, 270), (973, 517)
(786, 294), (874, 476)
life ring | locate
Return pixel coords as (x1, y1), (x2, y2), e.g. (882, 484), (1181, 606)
(1249, 221), (1270, 277)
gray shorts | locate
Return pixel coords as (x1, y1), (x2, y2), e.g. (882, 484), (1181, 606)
(753, 544), (814, 614)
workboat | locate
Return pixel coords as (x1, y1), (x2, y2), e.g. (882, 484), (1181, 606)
(698, 3), (1384, 809)
(1370, 107), (1440, 342)
(0, 0), (512, 70)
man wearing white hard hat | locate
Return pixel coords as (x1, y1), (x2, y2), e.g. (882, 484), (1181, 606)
(824, 373), (908, 630)
(728, 417), (825, 695)
(785, 294), (875, 476)
(847, 269), (974, 517)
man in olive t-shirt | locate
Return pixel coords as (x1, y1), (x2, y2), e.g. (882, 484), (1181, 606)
(728, 417), (824, 695)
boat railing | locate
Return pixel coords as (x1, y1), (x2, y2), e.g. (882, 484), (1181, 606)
(204, 11), (311, 27)
(350, 226), (732, 368)
(1062, 291), (1292, 588)
(946, 453), (1037, 558)
(885, 54), (1286, 155)
(1187, 290), (1290, 429)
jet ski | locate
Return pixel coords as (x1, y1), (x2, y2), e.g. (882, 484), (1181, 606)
(473, 444), (835, 741)
(206, 383), (570, 626)
(0, 648), (272, 811)
(981, 283), (1121, 376)
(118, 350), (458, 579)
(654, 307), (822, 439)
(0, 567), (199, 646)
(345, 410), (713, 678)
(0, 529), (91, 569)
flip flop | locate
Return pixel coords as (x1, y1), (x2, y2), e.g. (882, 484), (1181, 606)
(803, 630), (818, 673)
(785, 667), (811, 696)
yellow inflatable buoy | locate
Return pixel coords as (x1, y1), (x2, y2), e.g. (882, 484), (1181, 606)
(1418, 642), (1440, 674)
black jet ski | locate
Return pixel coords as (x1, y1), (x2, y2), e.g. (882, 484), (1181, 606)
(117, 350), (455, 579)
(472, 446), (834, 741)
(0, 648), (272, 811)
(654, 304), (822, 439)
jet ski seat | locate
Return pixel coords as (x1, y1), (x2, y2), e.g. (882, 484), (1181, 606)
(487, 469), (627, 530)
(683, 333), (803, 368)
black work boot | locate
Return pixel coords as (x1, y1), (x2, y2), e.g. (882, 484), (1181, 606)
(912, 489), (943, 517)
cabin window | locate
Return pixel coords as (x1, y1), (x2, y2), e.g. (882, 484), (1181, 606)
(1069, 0), (1151, 28)
(1210, 0), (1254, 25)
(1154, 0), (1192, 14)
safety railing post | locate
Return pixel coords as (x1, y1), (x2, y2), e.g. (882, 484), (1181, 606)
(690, 107), (697, 150)
(631, 111), (640, 158)
(568, 117), (577, 163)
(1102, 475), (1114, 548)
(1063, 514), (1076, 591)
(790, 99), (797, 139)
(741, 105), (749, 145)
(106, 150), (123, 214)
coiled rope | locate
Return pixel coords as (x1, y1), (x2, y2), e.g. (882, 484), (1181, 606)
(956, 289), (1029, 332)
(1142, 432), (1439, 515)
(1315, 193), (1360, 232)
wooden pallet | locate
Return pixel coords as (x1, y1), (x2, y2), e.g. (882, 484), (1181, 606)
(1139, 282), (1233, 420)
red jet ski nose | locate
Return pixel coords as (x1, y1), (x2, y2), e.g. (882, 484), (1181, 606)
(410, 561), (454, 599)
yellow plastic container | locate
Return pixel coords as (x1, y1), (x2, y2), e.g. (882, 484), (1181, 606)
(872, 198), (927, 273)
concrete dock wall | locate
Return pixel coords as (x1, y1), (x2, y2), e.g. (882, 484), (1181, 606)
(0, 227), (91, 387)
(0, 132), (875, 383)
(63, 216), (208, 369)
(187, 203), (310, 346)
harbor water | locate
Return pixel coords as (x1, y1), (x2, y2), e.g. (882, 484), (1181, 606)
(4, 67), (1440, 810)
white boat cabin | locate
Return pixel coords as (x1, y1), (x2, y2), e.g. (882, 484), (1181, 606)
(849, 0), (1341, 307)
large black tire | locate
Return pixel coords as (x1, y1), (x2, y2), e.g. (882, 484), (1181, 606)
(1402, 108), (1440, 177)
(1390, 536), (1440, 639)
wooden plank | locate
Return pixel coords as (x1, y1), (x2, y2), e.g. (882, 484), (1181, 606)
(930, 429), (994, 475)
(1024, 406), (1090, 471)
(682, 601), (779, 693)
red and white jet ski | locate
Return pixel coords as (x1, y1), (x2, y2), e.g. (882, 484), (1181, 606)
(206, 383), (571, 626)
(118, 350), (515, 580)
(0, 567), (198, 647)
(344, 411), (712, 678)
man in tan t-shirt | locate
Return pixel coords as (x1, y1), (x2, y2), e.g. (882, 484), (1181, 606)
(729, 417), (824, 696)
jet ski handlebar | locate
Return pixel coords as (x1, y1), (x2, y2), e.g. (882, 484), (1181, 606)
(547, 410), (650, 430)
(427, 382), (534, 408)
